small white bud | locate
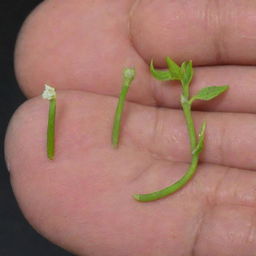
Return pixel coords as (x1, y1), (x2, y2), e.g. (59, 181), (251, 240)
(42, 84), (56, 100)
(123, 68), (135, 80)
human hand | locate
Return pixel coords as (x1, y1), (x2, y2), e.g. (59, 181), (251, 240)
(5, 1), (256, 255)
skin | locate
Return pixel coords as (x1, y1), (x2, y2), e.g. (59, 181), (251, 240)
(5, 0), (256, 255)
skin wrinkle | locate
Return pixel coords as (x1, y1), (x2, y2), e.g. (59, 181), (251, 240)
(191, 202), (211, 256)
(247, 210), (256, 245)
(213, 0), (227, 64)
(128, 0), (146, 64)
(128, 0), (140, 38)
(151, 107), (165, 157)
(128, 157), (154, 184)
(241, 207), (256, 253)
(147, 72), (162, 107)
(205, 0), (227, 64)
(191, 166), (230, 255)
(218, 118), (228, 167)
(210, 166), (231, 206)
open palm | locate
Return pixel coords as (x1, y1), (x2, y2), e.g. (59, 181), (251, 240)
(5, 1), (256, 255)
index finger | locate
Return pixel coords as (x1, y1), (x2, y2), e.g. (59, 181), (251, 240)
(130, 0), (256, 66)
(15, 0), (256, 113)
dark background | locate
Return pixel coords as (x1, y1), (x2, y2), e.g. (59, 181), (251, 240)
(0, 1), (74, 255)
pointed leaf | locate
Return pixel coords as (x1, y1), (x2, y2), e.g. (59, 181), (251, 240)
(165, 57), (182, 79)
(150, 60), (181, 81)
(191, 85), (229, 103)
(150, 60), (172, 81)
(192, 121), (206, 155)
(181, 60), (193, 85)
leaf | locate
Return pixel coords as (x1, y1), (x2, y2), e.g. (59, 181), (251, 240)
(165, 57), (182, 79)
(150, 60), (181, 81)
(181, 61), (193, 86)
(192, 121), (206, 155)
(191, 85), (229, 103)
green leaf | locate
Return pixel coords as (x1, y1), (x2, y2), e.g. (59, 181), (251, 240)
(191, 85), (229, 103)
(181, 60), (193, 86)
(192, 121), (206, 155)
(150, 60), (181, 81)
(165, 57), (181, 79)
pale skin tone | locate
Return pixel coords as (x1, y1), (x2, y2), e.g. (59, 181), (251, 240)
(5, 0), (256, 255)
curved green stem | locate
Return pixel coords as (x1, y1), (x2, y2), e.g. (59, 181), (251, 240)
(133, 154), (199, 202)
(133, 95), (199, 202)
(133, 69), (200, 202)
(132, 58), (228, 202)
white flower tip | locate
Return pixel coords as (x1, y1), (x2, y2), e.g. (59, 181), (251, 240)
(123, 68), (135, 80)
(42, 84), (56, 100)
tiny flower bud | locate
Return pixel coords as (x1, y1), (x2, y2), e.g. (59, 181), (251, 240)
(42, 84), (56, 100)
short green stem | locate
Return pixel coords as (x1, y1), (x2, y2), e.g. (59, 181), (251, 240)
(47, 99), (56, 160)
(112, 68), (135, 148)
(112, 85), (130, 148)
(181, 95), (197, 151)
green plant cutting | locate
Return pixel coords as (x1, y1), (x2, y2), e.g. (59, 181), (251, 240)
(41, 58), (229, 201)
(112, 68), (135, 148)
(42, 84), (56, 160)
(112, 58), (229, 202)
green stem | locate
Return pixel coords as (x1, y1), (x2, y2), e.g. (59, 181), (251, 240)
(133, 81), (200, 202)
(112, 85), (130, 148)
(181, 94), (197, 151)
(112, 68), (135, 148)
(133, 155), (199, 202)
(182, 80), (189, 99)
(47, 99), (56, 160)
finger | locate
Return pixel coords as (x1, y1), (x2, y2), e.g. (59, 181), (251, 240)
(15, 1), (256, 114)
(5, 93), (256, 255)
(130, 0), (256, 66)
(124, 99), (256, 171)
(5, 90), (256, 176)
(5, 91), (198, 255)
(15, 0), (149, 99)
(147, 65), (256, 113)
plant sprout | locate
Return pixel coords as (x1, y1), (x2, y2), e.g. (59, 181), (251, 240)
(42, 84), (56, 160)
(132, 57), (229, 202)
(112, 68), (135, 148)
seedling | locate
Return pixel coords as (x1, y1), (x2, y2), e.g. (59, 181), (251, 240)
(112, 68), (135, 148)
(42, 84), (56, 160)
(132, 57), (229, 201)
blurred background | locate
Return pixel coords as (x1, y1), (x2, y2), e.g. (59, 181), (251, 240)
(0, 1), (74, 255)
